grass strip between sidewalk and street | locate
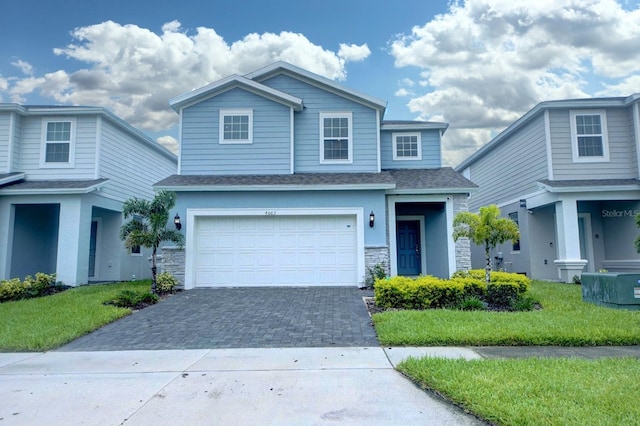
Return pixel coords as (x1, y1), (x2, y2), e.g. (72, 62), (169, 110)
(372, 280), (640, 346)
(397, 356), (640, 426)
(0, 280), (152, 351)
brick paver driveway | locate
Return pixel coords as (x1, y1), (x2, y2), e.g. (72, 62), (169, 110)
(58, 287), (379, 351)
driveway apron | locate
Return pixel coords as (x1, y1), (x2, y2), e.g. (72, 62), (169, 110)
(58, 287), (379, 351)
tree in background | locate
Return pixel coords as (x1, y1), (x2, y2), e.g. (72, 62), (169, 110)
(120, 190), (184, 293)
(453, 204), (520, 283)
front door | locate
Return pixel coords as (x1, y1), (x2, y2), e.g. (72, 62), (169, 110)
(397, 220), (421, 275)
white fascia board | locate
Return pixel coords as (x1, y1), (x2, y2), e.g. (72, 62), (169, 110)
(0, 172), (25, 186)
(386, 187), (477, 195)
(169, 75), (303, 111)
(381, 123), (449, 131)
(155, 183), (396, 192)
(0, 180), (109, 195)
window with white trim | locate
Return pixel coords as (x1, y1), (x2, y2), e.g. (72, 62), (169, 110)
(41, 119), (75, 167)
(570, 110), (609, 162)
(392, 132), (422, 160)
(320, 112), (352, 163)
(509, 212), (520, 252)
(219, 109), (253, 144)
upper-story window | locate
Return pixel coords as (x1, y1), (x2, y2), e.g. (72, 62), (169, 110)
(320, 112), (352, 163)
(219, 109), (253, 144)
(392, 132), (422, 160)
(41, 118), (75, 167)
(570, 110), (609, 163)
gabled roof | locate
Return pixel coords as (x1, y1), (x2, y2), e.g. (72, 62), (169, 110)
(244, 61), (387, 112)
(455, 93), (640, 171)
(0, 104), (176, 162)
(155, 168), (476, 194)
(0, 178), (109, 195)
(169, 74), (304, 112)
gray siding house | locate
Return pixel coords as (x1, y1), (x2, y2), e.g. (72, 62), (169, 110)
(456, 94), (640, 282)
(156, 62), (476, 288)
(0, 105), (177, 286)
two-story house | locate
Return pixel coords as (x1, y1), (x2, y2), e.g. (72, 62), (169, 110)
(456, 94), (640, 282)
(0, 104), (177, 286)
(155, 62), (476, 288)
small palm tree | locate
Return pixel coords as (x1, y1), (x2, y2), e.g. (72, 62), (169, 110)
(120, 190), (184, 293)
(453, 204), (520, 283)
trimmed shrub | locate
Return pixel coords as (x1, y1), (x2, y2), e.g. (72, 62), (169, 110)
(0, 273), (58, 302)
(106, 290), (158, 309)
(374, 270), (534, 312)
(156, 272), (178, 294)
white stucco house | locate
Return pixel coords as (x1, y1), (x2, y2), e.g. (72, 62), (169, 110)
(0, 104), (177, 286)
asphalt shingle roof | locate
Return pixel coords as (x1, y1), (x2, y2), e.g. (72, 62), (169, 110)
(538, 178), (640, 188)
(0, 178), (108, 191)
(155, 168), (476, 192)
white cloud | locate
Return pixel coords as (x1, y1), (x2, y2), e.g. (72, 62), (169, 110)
(11, 60), (33, 76)
(390, 0), (640, 165)
(395, 88), (411, 97)
(157, 135), (179, 154)
(2, 21), (366, 132)
(338, 43), (371, 62)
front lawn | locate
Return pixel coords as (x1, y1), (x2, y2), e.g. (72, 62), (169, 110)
(398, 356), (640, 426)
(0, 280), (152, 351)
(373, 280), (640, 346)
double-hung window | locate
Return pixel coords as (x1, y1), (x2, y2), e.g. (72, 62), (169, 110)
(392, 132), (422, 160)
(570, 110), (609, 162)
(320, 112), (352, 163)
(41, 118), (75, 167)
(219, 109), (253, 144)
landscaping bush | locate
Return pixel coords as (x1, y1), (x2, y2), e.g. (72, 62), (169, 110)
(155, 272), (179, 294)
(105, 290), (158, 309)
(365, 262), (387, 288)
(0, 273), (59, 302)
(375, 270), (534, 312)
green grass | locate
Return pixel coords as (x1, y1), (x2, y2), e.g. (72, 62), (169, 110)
(373, 280), (640, 346)
(0, 280), (152, 351)
(398, 356), (640, 426)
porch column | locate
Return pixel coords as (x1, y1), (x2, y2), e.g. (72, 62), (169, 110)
(56, 197), (91, 286)
(0, 201), (13, 279)
(553, 198), (587, 282)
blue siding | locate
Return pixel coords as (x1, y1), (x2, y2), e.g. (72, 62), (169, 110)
(261, 74), (379, 173)
(180, 88), (291, 175)
(380, 129), (441, 169)
(174, 190), (387, 246)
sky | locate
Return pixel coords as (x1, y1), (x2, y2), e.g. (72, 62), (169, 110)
(1, 0), (640, 166)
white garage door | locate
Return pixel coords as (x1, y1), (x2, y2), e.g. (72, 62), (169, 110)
(193, 215), (358, 287)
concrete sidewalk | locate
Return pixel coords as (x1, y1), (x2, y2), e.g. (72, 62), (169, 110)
(0, 347), (484, 426)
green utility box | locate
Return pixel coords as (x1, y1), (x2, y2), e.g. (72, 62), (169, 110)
(581, 273), (640, 310)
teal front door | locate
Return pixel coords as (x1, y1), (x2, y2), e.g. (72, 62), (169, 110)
(397, 220), (421, 275)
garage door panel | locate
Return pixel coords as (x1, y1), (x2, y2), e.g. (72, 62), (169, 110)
(194, 214), (358, 287)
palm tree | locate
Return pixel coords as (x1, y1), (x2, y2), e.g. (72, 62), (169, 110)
(120, 190), (184, 293)
(453, 204), (520, 283)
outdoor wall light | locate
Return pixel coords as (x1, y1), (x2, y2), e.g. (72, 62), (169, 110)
(369, 211), (375, 228)
(519, 199), (527, 208)
(174, 213), (182, 231)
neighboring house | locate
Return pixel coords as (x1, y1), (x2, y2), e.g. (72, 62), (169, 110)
(156, 62), (476, 289)
(456, 94), (640, 282)
(0, 104), (177, 286)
